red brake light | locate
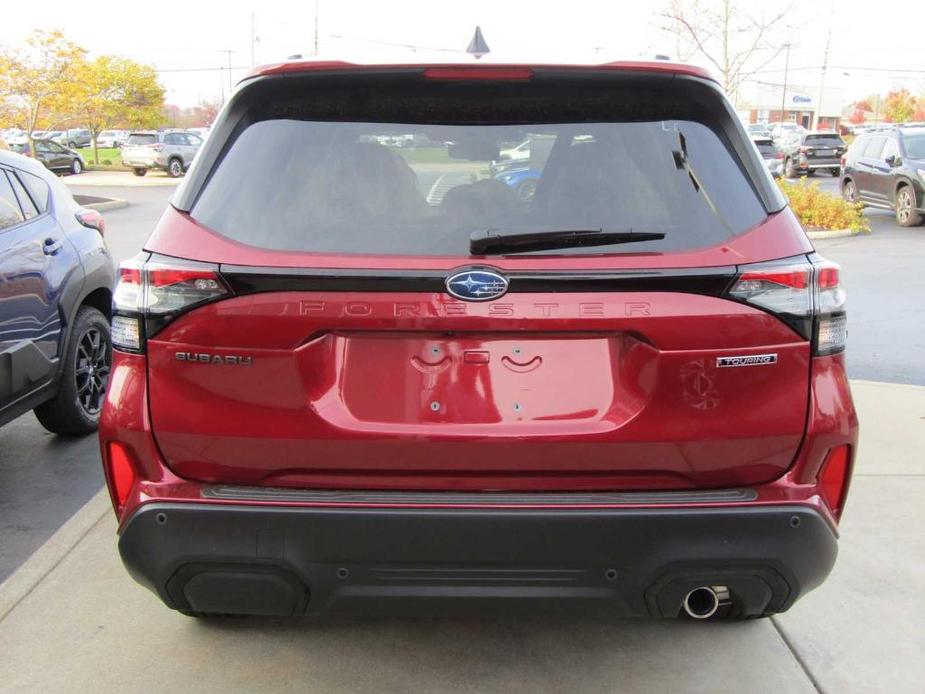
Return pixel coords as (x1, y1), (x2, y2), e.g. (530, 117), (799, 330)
(423, 67), (534, 81)
(775, 152), (784, 160)
(735, 268), (810, 290)
(111, 254), (230, 352)
(106, 442), (139, 513)
(150, 143), (164, 151)
(817, 266), (839, 289)
(819, 445), (852, 520)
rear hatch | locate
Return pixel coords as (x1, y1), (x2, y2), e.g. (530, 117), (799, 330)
(132, 66), (817, 491)
(803, 133), (845, 164)
(122, 133), (158, 159)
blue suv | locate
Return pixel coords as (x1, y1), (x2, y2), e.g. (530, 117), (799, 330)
(0, 151), (115, 434)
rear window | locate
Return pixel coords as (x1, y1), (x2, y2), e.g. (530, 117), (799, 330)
(753, 140), (777, 156)
(804, 134), (843, 147)
(127, 134), (156, 145)
(191, 81), (769, 256)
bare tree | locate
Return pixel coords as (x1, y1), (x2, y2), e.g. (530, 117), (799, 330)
(660, 0), (792, 105)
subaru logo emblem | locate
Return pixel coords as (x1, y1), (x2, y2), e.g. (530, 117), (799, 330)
(445, 269), (509, 302)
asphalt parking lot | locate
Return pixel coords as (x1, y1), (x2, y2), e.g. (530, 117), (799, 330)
(1, 172), (923, 692)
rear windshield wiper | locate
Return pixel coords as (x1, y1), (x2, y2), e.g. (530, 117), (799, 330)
(470, 228), (666, 255)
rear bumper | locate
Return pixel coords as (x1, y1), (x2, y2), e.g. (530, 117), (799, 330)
(118, 500), (837, 618)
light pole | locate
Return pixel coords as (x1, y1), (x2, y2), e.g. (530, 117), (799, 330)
(779, 43), (791, 125)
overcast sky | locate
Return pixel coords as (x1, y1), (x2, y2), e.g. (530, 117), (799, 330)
(2, 0), (923, 106)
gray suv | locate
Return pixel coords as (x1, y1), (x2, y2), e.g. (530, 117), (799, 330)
(120, 130), (203, 177)
(51, 128), (92, 149)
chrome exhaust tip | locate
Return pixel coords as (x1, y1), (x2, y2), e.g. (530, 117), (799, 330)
(682, 586), (729, 619)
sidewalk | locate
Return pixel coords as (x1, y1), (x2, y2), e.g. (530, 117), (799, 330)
(0, 381), (922, 693)
(67, 170), (182, 187)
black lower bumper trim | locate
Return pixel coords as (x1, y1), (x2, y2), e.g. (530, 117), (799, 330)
(118, 503), (837, 618)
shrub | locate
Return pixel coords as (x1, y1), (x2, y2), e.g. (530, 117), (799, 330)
(777, 178), (869, 232)
(101, 159), (112, 165)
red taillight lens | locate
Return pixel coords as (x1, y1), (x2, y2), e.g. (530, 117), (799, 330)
(819, 445), (852, 520)
(727, 259), (847, 354)
(727, 263), (812, 327)
(150, 143), (164, 151)
(111, 253), (230, 352)
(106, 442), (139, 513)
(840, 156), (846, 168)
(775, 152), (784, 160)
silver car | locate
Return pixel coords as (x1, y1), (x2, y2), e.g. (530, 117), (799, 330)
(121, 130), (203, 177)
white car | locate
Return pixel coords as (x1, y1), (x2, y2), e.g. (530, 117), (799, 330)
(97, 130), (129, 148)
(498, 139), (531, 161)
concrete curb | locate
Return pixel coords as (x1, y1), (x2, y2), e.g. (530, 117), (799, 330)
(0, 489), (110, 622)
(85, 198), (129, 212)
(806, 228), (859, 240)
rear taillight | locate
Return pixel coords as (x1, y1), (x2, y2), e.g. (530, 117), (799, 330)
(726, 257), (846, 355)
(775, 152), (784, 160)
(111, 253), (230, 352)
(840, 155), (846, 168)
(819, 445), (852, 520)
(150, 143), (164, 151)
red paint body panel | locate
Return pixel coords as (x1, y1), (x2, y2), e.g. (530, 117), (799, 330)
(99, 352), (856, 530)
(145, 206), (812, 271)
(143, 288), (810, 490)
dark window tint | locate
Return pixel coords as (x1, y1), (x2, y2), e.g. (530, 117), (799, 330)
(193, 118), (767, 256)
(862, 136), (887, 159)
(0, 172), (25, 230)
(805, 134), (843, 147)
(904, 134), (925, 159)
(7, 171), (39, 219)
(17, 171), (50, 213)
(754, 140), (778, 157)
(127, 134), (157, 145)
(165, 133), (182, 145)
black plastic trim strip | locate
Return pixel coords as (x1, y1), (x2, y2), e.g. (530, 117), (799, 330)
(218, 264), (738, 296)
(201, 485), (757, 505)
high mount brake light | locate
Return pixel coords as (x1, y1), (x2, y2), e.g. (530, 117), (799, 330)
(726, 258), (846, 355)
(111, 253), (230, 352)
(423, 67), (534, 81)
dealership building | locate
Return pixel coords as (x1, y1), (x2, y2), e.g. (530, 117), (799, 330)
(740, 81), (845, 130)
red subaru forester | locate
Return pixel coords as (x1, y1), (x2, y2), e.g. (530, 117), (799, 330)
(99, 60), (857, 620)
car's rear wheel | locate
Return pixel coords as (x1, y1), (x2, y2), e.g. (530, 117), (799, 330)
(842, 178), (859, 203)
(68, 141), (77, 149)
(167, 158), (183, 178)
(132, 168), (147, 177)
(895, 186), (923, 227)
(34, 306), (111, 436)
(70, 158), (83, 175)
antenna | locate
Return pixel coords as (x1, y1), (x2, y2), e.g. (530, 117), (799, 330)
(466, 26), (490, 59)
